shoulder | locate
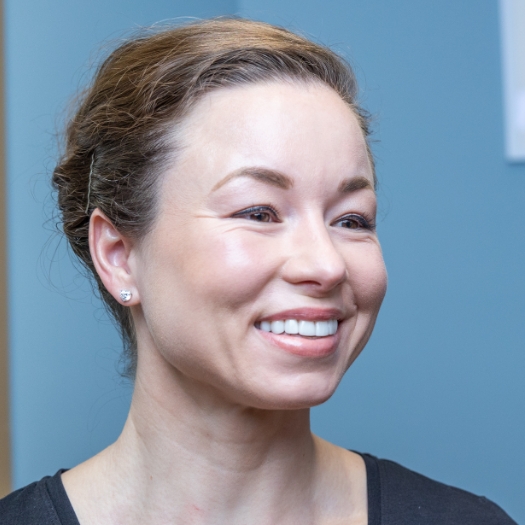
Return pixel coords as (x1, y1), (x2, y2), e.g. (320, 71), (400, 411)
(360, 453), (517, 525)
(0, 476), (55, 524)
(0, 471), (78, 525)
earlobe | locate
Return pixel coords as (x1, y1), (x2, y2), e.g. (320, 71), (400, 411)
(89, 208), (140, 305)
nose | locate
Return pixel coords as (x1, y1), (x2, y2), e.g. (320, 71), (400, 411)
(281, 214), (346, 293)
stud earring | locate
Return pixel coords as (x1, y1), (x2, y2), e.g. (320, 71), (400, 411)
(120, 290), (132, 303)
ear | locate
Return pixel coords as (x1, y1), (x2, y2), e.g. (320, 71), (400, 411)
(89, 208), (140, 306)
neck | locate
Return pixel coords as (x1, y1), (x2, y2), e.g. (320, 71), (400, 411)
(123, 365), (317, 485)
(63, 338), (366, 525)
(92, 350), (320, 524)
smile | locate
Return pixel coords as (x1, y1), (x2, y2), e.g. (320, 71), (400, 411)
(258, 319), (338, 337)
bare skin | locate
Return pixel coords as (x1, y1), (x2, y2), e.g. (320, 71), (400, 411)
(63, 374), (367, 524)
(62, 81), (386, 524)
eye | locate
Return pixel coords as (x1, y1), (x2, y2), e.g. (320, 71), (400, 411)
(333, 213), (375, 231)
(232, 206), (279, 223)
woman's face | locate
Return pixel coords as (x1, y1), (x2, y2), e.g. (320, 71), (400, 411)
(130, 81), (387, 409)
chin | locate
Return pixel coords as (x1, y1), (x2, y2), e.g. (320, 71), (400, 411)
(241, 375), (341, 411)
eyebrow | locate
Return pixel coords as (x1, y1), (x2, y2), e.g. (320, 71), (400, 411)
(212, 167), (374, 194)
(212, 167), (293, 192)
(338, 176), (374, 193)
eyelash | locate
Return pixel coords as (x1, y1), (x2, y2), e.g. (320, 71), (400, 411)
(332, 213), (376, 231)
(232, 206), (375, 231)
(232, 206), (280, 223)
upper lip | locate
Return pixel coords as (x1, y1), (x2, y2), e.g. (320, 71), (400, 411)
(258, 307), (344, 323)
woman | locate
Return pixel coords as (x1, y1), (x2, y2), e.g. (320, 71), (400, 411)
(0, 18), (516, 525)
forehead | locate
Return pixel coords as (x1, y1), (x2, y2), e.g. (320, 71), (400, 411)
(169, 81), (373, 191)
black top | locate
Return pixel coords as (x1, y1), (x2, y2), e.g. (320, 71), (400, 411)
(0, 454), (517, 524)
(0, 469), (79, 525)
(360, 454), (517, 525)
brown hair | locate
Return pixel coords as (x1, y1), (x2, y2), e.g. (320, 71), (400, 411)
(52, 17), (373, 377)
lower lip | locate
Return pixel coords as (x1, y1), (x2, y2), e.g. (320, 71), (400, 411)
(256, 326), (341, 358)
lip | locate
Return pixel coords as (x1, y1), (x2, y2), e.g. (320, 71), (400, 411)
(257, 307), (343, 323)
(255, 308), (343, 358)
(257, 328), (341, 358)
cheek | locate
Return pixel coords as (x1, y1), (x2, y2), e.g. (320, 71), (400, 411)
(161, 227), (282, 311)
(346, 245), (388, 310)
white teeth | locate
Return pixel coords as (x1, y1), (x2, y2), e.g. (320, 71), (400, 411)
(260, 321), (271, 332)
(260, 319), (338, 337)
(270, 320), (285, 334)
(299, 320), (316, 336)
(284, 319), (299, 334)
(315, 321), (329, 337)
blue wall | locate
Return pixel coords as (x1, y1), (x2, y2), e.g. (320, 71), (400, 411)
(6, 0), (524, 522)
(5, 0), (236, 489)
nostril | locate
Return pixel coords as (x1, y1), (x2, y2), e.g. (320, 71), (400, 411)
(280, 228), (346, 291)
